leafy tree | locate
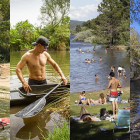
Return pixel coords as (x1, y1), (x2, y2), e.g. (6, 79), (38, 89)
(75, 25), (81, 33)
(0, 0), (10, 62)
(40, 0), (70, 30)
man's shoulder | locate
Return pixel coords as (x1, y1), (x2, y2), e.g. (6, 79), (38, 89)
(43, 51), (51, 58)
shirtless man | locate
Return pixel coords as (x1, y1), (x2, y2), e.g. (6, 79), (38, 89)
(107, 72), (121, 117)
(16, 36), (67, 93)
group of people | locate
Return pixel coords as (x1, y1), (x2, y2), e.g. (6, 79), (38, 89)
(85, 57), (102, 63)
(75, 71), (122, 122)
(108, 66), (126, 79)
(76, 91), (107, 106)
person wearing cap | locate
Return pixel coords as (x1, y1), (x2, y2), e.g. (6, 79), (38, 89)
(16, 36), (67, 93)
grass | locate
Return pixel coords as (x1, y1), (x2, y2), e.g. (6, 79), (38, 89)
(70, 87), (130, 140)
(39, 119), (70, 140)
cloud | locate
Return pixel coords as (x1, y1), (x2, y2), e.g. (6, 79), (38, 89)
(70, 4), (99, 21)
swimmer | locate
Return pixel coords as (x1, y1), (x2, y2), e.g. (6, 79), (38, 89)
(105, 48), (107, 53)
(91, 57), (95, 61)
(87, 59), (91, 63)
(95, 75), (98, 80)
(87, 49), (90, 53)
(124, 75), (127, 79)
(99, 57), (102, 62)
(93, 50), (95, 53)
(82, 51), (84, 53)
(85, 59), (88, 63)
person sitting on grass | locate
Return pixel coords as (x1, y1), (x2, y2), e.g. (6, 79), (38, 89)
(77, 91), (93, 106)
(92, 93), (107, 105)
(78, 104), (100, 122)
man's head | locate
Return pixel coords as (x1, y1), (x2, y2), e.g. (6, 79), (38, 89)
(83, 116), (92, 122)
(109, 72), (115, 77)
(32, 36), (49, 48)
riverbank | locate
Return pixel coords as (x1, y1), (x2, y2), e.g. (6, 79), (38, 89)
(70, 87), (130, 140)
(70, 87), (130, 117)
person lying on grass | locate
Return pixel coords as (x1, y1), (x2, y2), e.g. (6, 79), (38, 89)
(91, 93), (107, 105)
(76, 91), (94, 106)
(78, 104), (100, 122)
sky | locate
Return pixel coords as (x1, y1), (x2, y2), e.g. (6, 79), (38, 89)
(10, 0), (43, 26)
(70, 0), (102, 21)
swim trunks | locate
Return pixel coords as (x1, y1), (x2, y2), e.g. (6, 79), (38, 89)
(28, 78), (47, 85)
(118, 70), (121, 73)
(109, 91), (118, 101)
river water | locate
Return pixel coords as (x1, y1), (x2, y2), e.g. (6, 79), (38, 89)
(130, 80), (140, 140)
(70, 36), (130, 93)
(10, 50), (70, 140)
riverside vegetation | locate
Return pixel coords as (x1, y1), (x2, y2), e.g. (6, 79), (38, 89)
(10, 0), (70, 52)
(71, 0), (130, 49)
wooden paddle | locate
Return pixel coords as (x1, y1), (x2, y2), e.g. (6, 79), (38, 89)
(15, 74), (70, 118)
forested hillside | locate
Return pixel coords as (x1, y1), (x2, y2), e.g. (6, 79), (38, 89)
(70, 20), (84, 30)
(71, 0), (130, 48)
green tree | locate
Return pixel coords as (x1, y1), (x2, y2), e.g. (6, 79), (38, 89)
(0, 0), (10, 62)
(40, 0), (70, 30)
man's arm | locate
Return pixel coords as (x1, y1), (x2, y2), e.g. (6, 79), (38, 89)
(46, 53), (67, 85)
(107, 80), (112, 89)
(16, 54), (31, 93)
(118, 80), (122, 88)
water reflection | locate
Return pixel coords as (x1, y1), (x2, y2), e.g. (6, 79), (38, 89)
(70, 36), (130, 93)
(10, 106), (65, 140)
(130, 80), (140, 140)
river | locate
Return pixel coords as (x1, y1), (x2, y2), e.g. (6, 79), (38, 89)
(130, 80), (140, 140)
(70, 35), (130, 93)
(10, 50), (70, 140)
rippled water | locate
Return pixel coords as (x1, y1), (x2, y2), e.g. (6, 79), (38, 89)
(130, 80), (140, 140)
(0, 99), (10, 139)
(70, 36), (130, 93)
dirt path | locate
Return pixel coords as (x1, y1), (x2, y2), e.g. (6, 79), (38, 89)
(0, 63), (10, 88)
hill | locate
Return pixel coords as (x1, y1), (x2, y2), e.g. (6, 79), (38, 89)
(70, 20), (85, 30)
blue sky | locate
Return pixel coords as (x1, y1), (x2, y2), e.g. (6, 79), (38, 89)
(131, 22), (140, 34)
(70, 0), (102, 21)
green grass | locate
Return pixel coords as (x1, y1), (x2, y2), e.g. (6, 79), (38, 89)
(70, 87), (130, 140)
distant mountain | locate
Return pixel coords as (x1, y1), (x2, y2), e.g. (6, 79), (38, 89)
(70, 20), (85, 30)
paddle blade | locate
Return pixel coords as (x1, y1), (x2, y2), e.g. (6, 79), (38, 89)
(15, 97), (46, 118)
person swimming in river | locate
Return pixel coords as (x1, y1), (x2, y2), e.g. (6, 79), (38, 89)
(93, 50), (95, 53)
(76, 91), (93, 106)
(87, 59), (91, 63)
(85, 59), (88, 63)
(77, 104), (100, 122)
(79, 48), (81, 53)
(87, 49), (90, 53)
(95, 75), (98, 80)
(91, 57), (95, 61)
(99, 57), (102, 62)
(92, 93), (107, 105)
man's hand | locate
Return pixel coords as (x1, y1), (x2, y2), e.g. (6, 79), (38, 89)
(61, 77), (67, 85)
(22, 82), (32, 93)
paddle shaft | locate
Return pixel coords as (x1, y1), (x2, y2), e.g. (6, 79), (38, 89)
(24, 79), (66, 116)
(16, 74), (70, 118)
